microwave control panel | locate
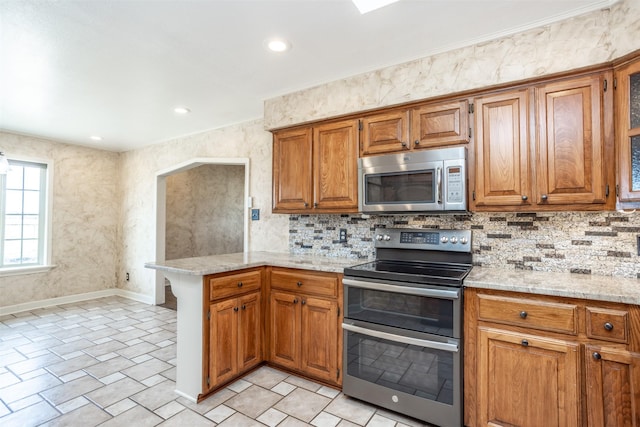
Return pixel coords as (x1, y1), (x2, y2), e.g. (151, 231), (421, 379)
(446, 166), (463, 203)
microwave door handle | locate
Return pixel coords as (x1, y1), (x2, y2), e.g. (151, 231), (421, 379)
(436, 167), (443, 204)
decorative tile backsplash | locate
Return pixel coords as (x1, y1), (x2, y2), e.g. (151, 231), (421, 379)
(289, 212), (640, 279)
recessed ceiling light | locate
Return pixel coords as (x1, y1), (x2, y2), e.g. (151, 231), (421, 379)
(174, 106), (191, 114)
(352, 0), (400, 14)
(266, 38), (291, 53)
(90, 135), (103, 141)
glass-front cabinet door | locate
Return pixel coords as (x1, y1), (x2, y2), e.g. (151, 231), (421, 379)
(616, 53), (640, 205)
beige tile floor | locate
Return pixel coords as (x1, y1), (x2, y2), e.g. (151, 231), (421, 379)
(0, 296), (434, 427)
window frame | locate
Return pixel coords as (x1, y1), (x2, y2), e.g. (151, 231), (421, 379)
(0, 155), (54, 276)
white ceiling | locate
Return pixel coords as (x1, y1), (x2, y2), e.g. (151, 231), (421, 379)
(0, 0), (617, 152)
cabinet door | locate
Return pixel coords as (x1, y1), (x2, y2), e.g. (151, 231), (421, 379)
(313, 120), (359, 211)
(360, 110), (410, 156)
(238, 292), (261, 372)
(473, 89), (532, 207)
(411, 100), (469, 148)
(536, 74), (609, 205)
(269, 291), (300, 371)
(272, 127), (313, 211)
(616, 57), (640, 204)
(209, 298), (238, 386)
(300, 296), (338, 384)
(477, 328), (580, 427)
(585, 345), (640, 427)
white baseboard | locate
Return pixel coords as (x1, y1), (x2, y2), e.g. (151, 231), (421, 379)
(0, 288), (155, 316)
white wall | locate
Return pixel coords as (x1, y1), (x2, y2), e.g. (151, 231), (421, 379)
(0, 132), (119, 308)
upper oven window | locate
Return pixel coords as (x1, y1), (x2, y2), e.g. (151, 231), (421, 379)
(345, 285), (456, 338)
(364, 170), (435, 205)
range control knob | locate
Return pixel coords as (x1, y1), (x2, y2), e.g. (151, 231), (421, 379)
(441, 236), (449, 243)
(383, 234), (391, 241)
(450, 236), (458, 244)
(376, 234), (383, 241)
(460, 237), (468, 244)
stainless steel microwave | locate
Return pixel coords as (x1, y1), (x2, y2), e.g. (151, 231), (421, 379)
(358, 146), (468, 213)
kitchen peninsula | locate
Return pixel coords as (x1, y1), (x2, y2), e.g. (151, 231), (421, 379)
(145, 251), (357, 402)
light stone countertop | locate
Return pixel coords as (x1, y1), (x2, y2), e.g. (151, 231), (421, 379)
(466, 267), (640, 305)
(146, 252), (639, 305)
(145, 251), (364, 276)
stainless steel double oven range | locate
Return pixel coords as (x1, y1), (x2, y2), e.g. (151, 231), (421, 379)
(342, 227), (472, 427)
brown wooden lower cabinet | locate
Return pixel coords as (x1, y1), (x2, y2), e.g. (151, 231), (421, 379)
(207, 291), (262, 390)
(203, 266), (343, 396)
(465, 288), (640, 427)
(268, 267), (342, 386)
(477, 327), (579, 426)
(584, 345), (640, 427)
(269, 291), (338, 384)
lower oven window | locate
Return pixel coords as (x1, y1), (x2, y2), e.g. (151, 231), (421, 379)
(345, 329), (454, 405)
(345, 286), (456, 337)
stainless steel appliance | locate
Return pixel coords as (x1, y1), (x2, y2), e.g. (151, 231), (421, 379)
(342, 227), (472, 427)
(358, 146), (468, 214)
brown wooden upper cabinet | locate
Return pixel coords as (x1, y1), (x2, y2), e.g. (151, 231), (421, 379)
(615, 52), (640, 208)
(360, 99), (469, 156)
(472, 71), (615, 211)
(272, 119), (359, 213)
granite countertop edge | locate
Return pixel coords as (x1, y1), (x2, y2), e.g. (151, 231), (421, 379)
(466, 266), (640, 305)
(146, 252), (639, 305)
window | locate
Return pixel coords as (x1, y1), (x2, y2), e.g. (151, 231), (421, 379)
(0, 158), (52, 272)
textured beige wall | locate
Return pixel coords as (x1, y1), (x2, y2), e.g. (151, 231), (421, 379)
(0, 132), (119, 307)
(118, 119), (289, 297)
(165, 165), (244, 260)
(264, 0), (640, 129)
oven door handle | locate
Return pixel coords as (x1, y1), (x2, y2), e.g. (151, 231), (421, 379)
(342, 278), (460, 300)
(342, 323), (459, 353)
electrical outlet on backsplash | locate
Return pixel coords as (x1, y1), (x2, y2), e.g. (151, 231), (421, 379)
(288, 211), (640, 279)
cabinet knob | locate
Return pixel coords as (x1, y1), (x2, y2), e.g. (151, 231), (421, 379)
(304, 202), (309, 208)
(297, 281), (302, 287)
(301, 299), (306, 305)
(593, 352), (602, 360)
(541, 194), (548, 201)
(237, 282), (243, 287)
(604, 322), (614, 331)
(233, 307), (239, 312)
(414, 140), (420, 146)
(520, 311), (528, 319)
(293, 298), (298, 304)
(401, 142), (407, 148)
(314, 202), (318, 208)
(241, 304), (246, 310)
(521, 339), (529, 347)
(521, 195), (528, 201)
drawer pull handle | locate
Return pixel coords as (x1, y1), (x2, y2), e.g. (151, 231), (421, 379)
(519, 311), (528, 319)
(593, 352), (602, 360)
(233, 307), (239, 312)
(237, 282), (243, 287)
(604, 322), (614, 331)
(297, 281), (303, 287)
(521, 339), (529, 347)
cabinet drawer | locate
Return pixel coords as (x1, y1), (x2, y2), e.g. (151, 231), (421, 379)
(586, 307), (629, 343)
(478, 294), (578, 335)
(209, 270), (261, 301)
(271, 269), (338, 298)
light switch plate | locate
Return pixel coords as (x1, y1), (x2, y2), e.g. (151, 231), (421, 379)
(251, 209), (260, 221)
